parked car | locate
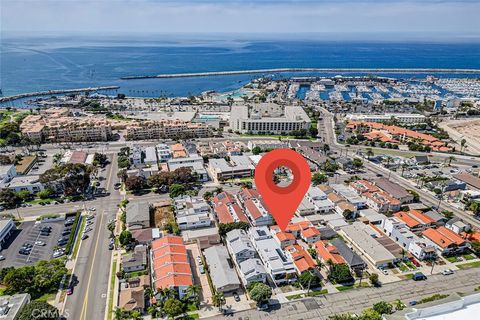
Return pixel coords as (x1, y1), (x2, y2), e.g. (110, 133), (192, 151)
(35, 241), (46, 246)
(409, 301), (418, 306)
(108, 243), (114, 250)
(442, 269), (454, 276)
(256, 303), (269, 311)
(0, 255), (5, 261)
(40, 231), (51, 236)
(62, 230), (72, 236)
(197, 256), (203, 264)
(23, 243), (33, 248)
(66, 287), (74, 295)
(199, 265), (205, 274)
(81, 234), (88, 240)
(233, 292), (240, 302)
(412, 272), (427, 281)
(53, 251), (64, 258)
(382, 269), (388, 275)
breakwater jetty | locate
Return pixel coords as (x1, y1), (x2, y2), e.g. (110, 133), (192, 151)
(120, 68), (480, 80)
(0, 86), (120, 103)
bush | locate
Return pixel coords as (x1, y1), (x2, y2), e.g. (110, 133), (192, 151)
(65, 212), (81, 254)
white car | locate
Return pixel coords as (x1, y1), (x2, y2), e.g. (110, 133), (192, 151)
(53, 251), (64, 258)
(442, 269), (454, 275)
(89, 207), (96, 211)
(0, 255), (5, 261)
(382, 269), (388, 275)
(35, 241), (46, 246)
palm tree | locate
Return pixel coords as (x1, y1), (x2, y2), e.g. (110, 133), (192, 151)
(461, 138), (467, 153)
(212, 292), (225, 311)
(447, 156), (456, 166)
(186, 284), (200, 301)
(366, 148), (374, 160)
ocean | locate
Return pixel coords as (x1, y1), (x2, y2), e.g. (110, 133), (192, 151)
(1, 35), (480, 99)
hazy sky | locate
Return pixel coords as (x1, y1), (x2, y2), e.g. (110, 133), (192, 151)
(2, 0), (480, 38)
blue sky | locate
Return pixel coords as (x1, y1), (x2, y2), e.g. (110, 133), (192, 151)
(2, 0), (479, 38)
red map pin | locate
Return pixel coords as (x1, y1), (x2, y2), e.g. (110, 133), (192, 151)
(254, 149), (311, 231)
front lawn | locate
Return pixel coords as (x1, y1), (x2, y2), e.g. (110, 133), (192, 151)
(457, 261), (480, 269)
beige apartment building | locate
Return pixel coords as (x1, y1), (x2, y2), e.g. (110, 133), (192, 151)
(125, 119), (209, 140)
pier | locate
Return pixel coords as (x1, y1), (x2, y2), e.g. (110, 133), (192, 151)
(0, 86), (120, 103)
(120, 68), (480, 80)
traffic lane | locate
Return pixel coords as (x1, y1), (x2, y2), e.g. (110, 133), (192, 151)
(83, 210), (114, 320)
(206, 268), (480, 320)
(63, 209), (107, 320)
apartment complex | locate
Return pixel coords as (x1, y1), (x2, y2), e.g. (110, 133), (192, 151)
(125, 119), (209, 140)
(21, 112), (112, 142)
(230, 103), (311, 134)
(150, 235), (193, 298)
(345, 113), (426, 124)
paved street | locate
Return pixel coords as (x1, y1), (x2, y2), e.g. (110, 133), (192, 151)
(62, 154), (120, 320)
(207, 267), (480, 320)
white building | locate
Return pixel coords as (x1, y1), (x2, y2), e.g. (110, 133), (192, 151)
(0, 219), (15, 249)
(225, 229), (256, 263)
(129, 146), (142, 165)
(238, 259), (268, 286)
(156, 144), (172, 162)
(0, 164), (16, 184)
(248, 226), (296, 284)
(345, 113), (426, 124)
(174, 196), (213, 230)
(306, 186), (335, 213)
(144, 146), (158, 165)
(230, 104), (311, 134)
(168, 154), (208, 182)
(3, 175), (44, 194)
(203, 245), (241, 293)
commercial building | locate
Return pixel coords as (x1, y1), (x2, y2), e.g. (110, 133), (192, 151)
(249, 226), (296, 284)
(151, 235), (193, 298)
(374, 178), (414, 204)
(0, 219), (16, 250)
(182, 226), (221, 249)
(340, 222), (398, 268)
(2, 175), (44, 194)
(0, 164), (16, 184)
(168, 154), (208, 182)
(203, 245), (241, 293)
(247, 140), (288, 150)
(208, 156), (254, 182)
(230, 103), (311, 134)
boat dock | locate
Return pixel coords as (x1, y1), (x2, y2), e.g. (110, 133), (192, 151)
(120, 68), (480, 80)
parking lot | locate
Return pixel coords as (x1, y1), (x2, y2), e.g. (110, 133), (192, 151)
(0, 220), (65, 268)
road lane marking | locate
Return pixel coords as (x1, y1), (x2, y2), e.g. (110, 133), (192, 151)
(79, 210), (105, 320)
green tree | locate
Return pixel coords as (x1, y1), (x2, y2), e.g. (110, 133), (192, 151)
(312, 172), (328, 185)
(0, 188), (22, 208)
(299, 270), (321, 292)
(36, 188), (54, 199)
(163, 298), (184, 319)
(366, 148), (374, 160)
(369, 273), (379, 286)
(328, 264), (353, 284)
(16, 301), (60, 320)
(218, 221), (250, 236)
(249, 282), (272, 304)
(361, 308), (382, 320)
(15, 190), (31, 201)
(471, 241), (480, 254)
(119, 230), (133, 247)
(252, 146), (262, 155)
(93, 153), (108, 167)
(212, 292), (225, 311)
(129, 310), (142, 319)
(352, 158), (363, 169)
(169, 184), (186, 198)
(125, 176), (146, 192)
(372, 301), (393, 315)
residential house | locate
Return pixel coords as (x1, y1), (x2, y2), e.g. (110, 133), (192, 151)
(238, 259), (268, 286)
(445, 217), (471, 234)
(126, 202), (151, 230)
(374, 178), (414, 204)
(122, 245), (148, 273)
(249, 226), (297, 284)
(119, 275), (150, 313)
(305, 186), (335, 214)
(315, 240), (346, 265)
(203, 245), (241, 293)
(422, 227), (470, 255)
(285, 244), (317, 275)
(225, 229), (256, 263)
(274, 231), (296, 249)
(182, 226), (221, 249)
(329, 239), (366, 274)
(300, 227), (322, 244)
(174, 196), (213, 230)
(212, 192), (249, 224)
(393, 210), (436, 234)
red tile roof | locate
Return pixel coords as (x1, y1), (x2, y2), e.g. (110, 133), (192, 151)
(394, 210), (435, 228)
(422, 227), (466, 248)
(285, 244), (316, 273)
(151, 235), (193, 290)
(301, 227), (321, 239)
(314, 240), (346, 264)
